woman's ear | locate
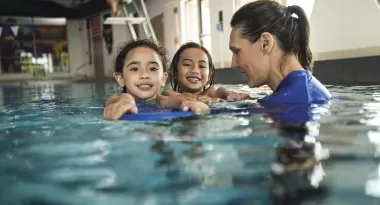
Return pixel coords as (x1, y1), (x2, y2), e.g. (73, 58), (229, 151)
(259, 32), (274, 54)
(113, 72), (125, 87)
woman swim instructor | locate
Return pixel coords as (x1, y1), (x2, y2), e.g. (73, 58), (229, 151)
(229, 0), (331, 106)
(103, 0), (332, 120)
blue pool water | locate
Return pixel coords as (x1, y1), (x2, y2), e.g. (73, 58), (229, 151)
(0, 83), (380, 205)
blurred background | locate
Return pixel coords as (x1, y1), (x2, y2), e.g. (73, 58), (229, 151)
(0, 0), (379, 85)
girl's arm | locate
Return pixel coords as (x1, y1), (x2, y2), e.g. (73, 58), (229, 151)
(157, 94), (209, 114)
(105, 94), (120, 106)
(205, 86), (229, 99)
(205, 86), (250, 101)
(162, 89), (223, 104)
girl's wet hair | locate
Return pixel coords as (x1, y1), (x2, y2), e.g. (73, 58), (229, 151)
(114, 39), (169, 93)
(169, 42), (215, 92)
(114, 39), (169, 73)
(230, 0), (313, 70)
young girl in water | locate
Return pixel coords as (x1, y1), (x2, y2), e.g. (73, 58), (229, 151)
(162, 42), (250, 104)
(103, 39), (209, 120)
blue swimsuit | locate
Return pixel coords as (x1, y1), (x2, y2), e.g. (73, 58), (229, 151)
(259, 70), (332, 107)
(258, 70), (332, 123)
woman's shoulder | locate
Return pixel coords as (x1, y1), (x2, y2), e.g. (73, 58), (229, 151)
(260, 70), (331, 106)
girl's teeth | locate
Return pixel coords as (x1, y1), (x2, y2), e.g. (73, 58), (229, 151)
(138, 85), (151, 88)
(187, 77), (200, 82)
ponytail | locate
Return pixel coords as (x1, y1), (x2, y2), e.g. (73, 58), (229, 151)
(287, 5), (313, 71)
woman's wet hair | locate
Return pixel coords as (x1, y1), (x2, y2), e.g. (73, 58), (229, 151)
(169, 42), (215, 91)
(114, 39), (169, 92)
(230, 0), (313, 70)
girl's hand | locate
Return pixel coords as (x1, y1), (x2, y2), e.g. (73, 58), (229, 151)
(103, 93), (138, 120)
(180, 100), (210, 115)
(197, 95), (225, 104)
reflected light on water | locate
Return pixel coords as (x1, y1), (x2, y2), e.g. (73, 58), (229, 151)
(365, 163), (380, 198)
(91, 140), (115, 189)
(361, 92), (380, 126)
(367, 130), (380, 157)
(360, 103), (380, 126)
(34, 84), (56, 101)
(310, 163), (326, 188)
(366, 130), (380, 197)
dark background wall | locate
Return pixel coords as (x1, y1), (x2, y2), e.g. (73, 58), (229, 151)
(212, 55), (380, 85)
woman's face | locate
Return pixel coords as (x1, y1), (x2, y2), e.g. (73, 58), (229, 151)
(229, 27), (271, 88)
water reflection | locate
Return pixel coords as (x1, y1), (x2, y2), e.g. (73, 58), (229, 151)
(360, 92), (380, 198)
(259, 105), (329, 204)
(132, 102), (333, 203)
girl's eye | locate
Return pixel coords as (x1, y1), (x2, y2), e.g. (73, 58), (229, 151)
(150, 67), (158, 71)
(130, 67), (138, 71)
(183, 63), (191, 66)
(199, 65), (207, 69)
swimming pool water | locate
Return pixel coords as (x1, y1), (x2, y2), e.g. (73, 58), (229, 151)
(0, 83), (379, 205)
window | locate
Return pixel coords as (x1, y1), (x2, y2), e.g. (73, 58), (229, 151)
(234, 0), (257, 11)
(200, 0), (212, 54)
(180, 0), (212, 54)
(181, 0), (200, 43)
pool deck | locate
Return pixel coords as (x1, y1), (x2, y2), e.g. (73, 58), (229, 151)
(1, 54), (379, 86)
(0, 77), (115, 86)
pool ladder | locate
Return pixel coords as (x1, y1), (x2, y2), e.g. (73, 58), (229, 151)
(103, 0), (158, 44)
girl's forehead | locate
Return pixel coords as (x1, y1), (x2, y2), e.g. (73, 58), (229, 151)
(125, 47), (161, 62)
(180, 48), (208, 60)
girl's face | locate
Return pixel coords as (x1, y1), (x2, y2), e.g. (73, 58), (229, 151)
(114, 47), (168, 100)
(177, 48), (210, 93)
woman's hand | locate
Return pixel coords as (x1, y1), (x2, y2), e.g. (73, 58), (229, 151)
(180, 100), (210, 115)
(103, 93), (138, 120)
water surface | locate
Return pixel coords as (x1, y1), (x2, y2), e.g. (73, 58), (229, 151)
(0, 83), (379, 205)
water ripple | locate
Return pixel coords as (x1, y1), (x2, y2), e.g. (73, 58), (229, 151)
(0, 83), (379, 204)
